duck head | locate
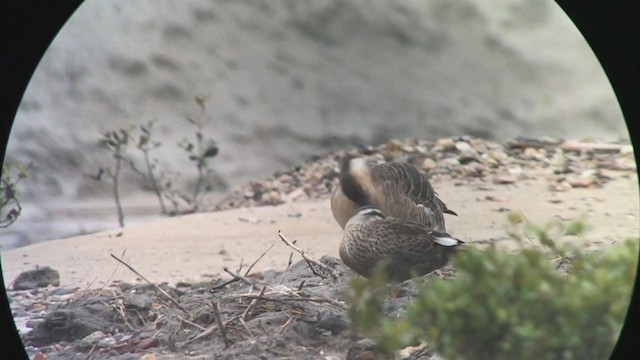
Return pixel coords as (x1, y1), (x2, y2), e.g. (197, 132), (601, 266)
(340, 155), (372, 206)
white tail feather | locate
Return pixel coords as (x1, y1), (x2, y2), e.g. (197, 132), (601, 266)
(433, 235), (461, 247)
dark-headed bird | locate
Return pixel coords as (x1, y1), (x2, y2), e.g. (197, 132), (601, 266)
(331, 155), (457, 231)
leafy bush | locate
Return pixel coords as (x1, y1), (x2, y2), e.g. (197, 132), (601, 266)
(347, 218), (638, 360)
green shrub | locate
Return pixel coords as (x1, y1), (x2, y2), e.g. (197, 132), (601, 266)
(347, 219), (638, 360)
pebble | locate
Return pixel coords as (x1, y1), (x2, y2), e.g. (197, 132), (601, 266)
(454, 141), (474, 154)
(78, 331), (106, 350)
(436, 137), (455, 150)
(213, 136), (630, 213)
(567, 177), (595, 188)
(493, 175), (517, 185)
(13, 267), (60, 290)
(421, 158), (436, 171)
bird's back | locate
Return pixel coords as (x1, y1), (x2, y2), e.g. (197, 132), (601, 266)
(341, 216), (461, 281)
(369, 162), (448, 230)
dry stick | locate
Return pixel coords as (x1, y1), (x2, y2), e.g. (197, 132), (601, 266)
(257, 320), (269, 336)
(239, 286), (267, 338)
(236, 258), (244, 274)
(224, 293), (346, 309)
(277, 314), (295, 335)
(180, 315), (241, 346)
(278, 230), (338, 280)
(109, 253), (191, 317)
(223, 267), (256, 289)
(84, 344), (98, 360)
(101, 249), (127, 291)
(244, 243), (275, 276)
(212, 244), (274, 292)
(177, 315), (207, 331)
(279, 252), (294, 284)
(212, 300), (230, 349)
(211, 277), (241, 291)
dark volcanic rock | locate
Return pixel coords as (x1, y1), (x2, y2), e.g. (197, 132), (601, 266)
(13, 266), (60, 290)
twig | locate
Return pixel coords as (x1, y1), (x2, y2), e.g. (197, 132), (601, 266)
(179, 315), (241, 346)
(257, 320), (269, 336)
(244, 243), (275, 276)
(236, 258), (244, 274)
(178, 315), (207, 331)
(110, 253), (191, 317)
(279, 252), (294, 284)
(210, 277), (241, 291)
(181, 324), (218, 346)
(223, 267), (257, 290)
(84, 344), (98, 360)
(278, 230), (338, 280)
(239, 286), (267, 338)
(223, 293), (346, 309)
(277, 314), (295, 335)
(212, 300), (230, 349)
(101, 250), (126, 291)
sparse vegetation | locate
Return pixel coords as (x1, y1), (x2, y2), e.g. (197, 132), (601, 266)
(346, 216), (638, 359)
(95, 128), (130, 227)
(89, 94), (219, 226)
(1, 162), (34, 228)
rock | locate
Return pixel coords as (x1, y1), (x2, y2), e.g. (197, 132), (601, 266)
(421, 158), (436, 171)
(49, 287), (75, 296)
(346, 339), (376, 360)
(124, 294), (153, 311)
(316, 309), (348, 335)
(454, 141), (474, 154)
(493, 175), (517, 185)
(435, 138), (455, 150)
(78, 330), (106, 350)
(13, 267), (60, 290)
(386, 139), (403, 152)
(136, 337), (160, 350)
(567, 177), (595, 188)
(97, 336), (116, 348)
(139, 354), (158, 360)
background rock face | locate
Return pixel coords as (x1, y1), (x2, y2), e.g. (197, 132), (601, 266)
(2, 0), (629, 247)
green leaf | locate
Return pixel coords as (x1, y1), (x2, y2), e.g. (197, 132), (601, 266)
(195, 94), (209, 109)
(203, 145), (219, 158)
(138, 135), (149, 147)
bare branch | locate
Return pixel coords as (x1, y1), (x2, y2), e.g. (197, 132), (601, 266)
(212, 300), (230, 348)
(244, 243), (275, 276)
(280, 252), (294, 285)
(278, 231), (339, 280)
(110, 253), (191, 317)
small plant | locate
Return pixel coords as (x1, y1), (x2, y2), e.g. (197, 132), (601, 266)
(177, 93), (219, 213)
(347, 216), (638, 359)
(95, 128), (131, 227)
(0, 162), (33, 228)
(90, 94), (219, 226)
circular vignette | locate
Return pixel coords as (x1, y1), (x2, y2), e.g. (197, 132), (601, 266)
(0, 1), (638, 359)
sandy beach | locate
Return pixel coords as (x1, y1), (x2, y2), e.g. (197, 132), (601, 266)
(3, 172), (638, 289)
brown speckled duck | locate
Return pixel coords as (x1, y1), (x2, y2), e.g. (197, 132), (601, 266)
(339, 206), (464, 281)
(331, 155), (457, 231)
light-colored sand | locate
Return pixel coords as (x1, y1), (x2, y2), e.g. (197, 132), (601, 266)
(2, 175), (638, 288)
